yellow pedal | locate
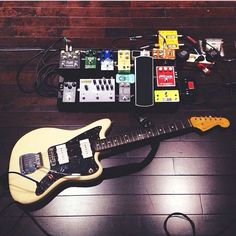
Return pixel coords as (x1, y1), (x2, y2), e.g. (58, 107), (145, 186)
(158, 30), (179, 49)
(155, 90), (180, 103)
(118, 50), (131, 73)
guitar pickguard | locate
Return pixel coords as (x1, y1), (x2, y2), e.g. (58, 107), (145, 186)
(36, 126), (102, 195)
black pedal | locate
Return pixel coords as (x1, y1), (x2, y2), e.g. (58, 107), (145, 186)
(135, 56), (154, 107)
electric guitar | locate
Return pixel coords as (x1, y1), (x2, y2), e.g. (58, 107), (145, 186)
(8, 116), (230, 205)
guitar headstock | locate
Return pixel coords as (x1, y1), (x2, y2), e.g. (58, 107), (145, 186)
(189, 116), (230, 132)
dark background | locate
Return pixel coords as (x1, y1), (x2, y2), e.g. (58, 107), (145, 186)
(0, 1), (236, 235)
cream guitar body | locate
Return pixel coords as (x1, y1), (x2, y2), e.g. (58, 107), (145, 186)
(9, 118), (111, 205)
(8, 116), (230, 206)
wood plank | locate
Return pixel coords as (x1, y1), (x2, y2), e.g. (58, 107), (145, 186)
(0, 35), (235, 51)
(55, 175), (236, 195)
(0, 26), (105, 38)
(0, 8), (165, 18)
(141, 215), (236, 236)
(0, 17), (235, 28)
(0, 25), (235, 39)
(174, 158), (236, 175)
(201, 195), (236, 214)
(2, 1), (131, 8)
(165, 7), (236, 17)
(131, 1), (236, 7)
(1, 214), (236, 236)
(1, 7), (234, 18)
(129, 141), (235, 158)
(1, 195), (202, 216)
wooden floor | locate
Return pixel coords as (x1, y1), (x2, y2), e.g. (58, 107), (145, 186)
(1, 1), (236, 236)
(1, 60), (236, 236)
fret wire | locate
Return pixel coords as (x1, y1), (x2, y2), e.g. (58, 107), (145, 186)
(138, 129), (144, 140)
(143, 129), (148, 138)
(123, 133), (128, 143)
(160, 125), (165, 134)
(157, 126), (164, 135)
(176, 121), (184, 130)
(126, 133), (130, 143)
(118, 136), (123, 145)
(174, 122), (178, 130)
(163, 124), (170, 134)
(130, 131), (135, 142)
(180, 120), (185, 129)
(107, 138), (112, 148)
(151, 127), (155, 137)
(148, 128), (155, 137)
(113, 136), (118, 146)
(154, 126), (159, 136)
(169, 123), (176, 132)
(183, 119), (191, 128)
(148, 128), (154, 137)
(136, 129), (140, 140)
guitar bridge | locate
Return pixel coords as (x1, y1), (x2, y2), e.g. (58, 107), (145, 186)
(19, 153), (43, 175)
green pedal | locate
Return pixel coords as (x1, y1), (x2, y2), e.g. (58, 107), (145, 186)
(85, 50), (97, 69)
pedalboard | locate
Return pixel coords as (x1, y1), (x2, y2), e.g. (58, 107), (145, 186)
(57, 43), (195, 111)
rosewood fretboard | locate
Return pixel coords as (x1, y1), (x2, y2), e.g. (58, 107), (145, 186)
(93, 119), (192, 152)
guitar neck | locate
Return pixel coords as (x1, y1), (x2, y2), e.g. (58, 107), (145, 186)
(93, 119), (193, 152)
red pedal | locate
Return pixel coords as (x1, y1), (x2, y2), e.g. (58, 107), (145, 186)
(156, 66), (176, 87)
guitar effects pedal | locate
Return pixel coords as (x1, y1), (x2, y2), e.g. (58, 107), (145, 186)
(100, 50), (114, 71)
(156, 66), (176, 87)
(135, 56), (154, 107)
(59, 46), (80, 69)
(79, 78), (115, 102)
(117, 50), (131, 73)
(85, 50), (97, 69)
